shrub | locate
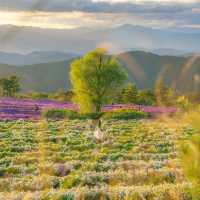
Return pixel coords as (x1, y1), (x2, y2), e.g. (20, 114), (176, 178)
(54, 164), (72, 177)
(0, 168), (5, 177)
(43, 108), (103, 120)
(43, 109), (78, 120)
(79, 112), (103, 120)
(103, 109), (148, 120)
(61, 193), (75, 200)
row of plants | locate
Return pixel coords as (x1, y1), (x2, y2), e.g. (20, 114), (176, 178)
(0, 119), (195, 199)
(43, 108), (148, 120)
(0, 183), (191, 200)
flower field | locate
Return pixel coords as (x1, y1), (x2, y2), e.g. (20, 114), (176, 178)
(0, 119), (195, 199)
(0, 98), (177, 121)
(0, 98), (78, 120)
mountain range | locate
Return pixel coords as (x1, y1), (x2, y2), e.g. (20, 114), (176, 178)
(0, 24), (199, 93)
(0, 50), (199, 93)
(0, 24), (200, 54)
(0, 51), (78, 65)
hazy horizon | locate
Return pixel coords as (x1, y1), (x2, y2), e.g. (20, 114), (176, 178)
(0, 0), (198, 54)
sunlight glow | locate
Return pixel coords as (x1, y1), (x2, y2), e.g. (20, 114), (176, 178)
(0, 11), (182, 30)
(0, 11), (83, 29)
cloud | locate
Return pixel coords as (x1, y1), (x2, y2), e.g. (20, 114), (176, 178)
(0, 0), (199, 13)
(95, 0), (199, 3)
(0, 0), (199, 31)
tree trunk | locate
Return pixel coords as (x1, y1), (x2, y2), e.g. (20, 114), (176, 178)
(95, 103), (102, 113)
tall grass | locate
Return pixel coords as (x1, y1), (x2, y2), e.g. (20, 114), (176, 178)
(180, 111), (200, 199)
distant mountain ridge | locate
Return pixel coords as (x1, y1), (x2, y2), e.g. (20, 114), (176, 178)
(0, 49), (196, 66)
(150, 49), (191, 57)
(0, 51), (78, 65)
(0, 24), (199, 54)
(0, 50), (199, 93)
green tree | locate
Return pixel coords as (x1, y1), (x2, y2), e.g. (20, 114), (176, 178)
(137, 89), (156, 105)
(176, 95), (192, 111)
(0, 76), (20, 97)
(155, 78), (175, 106)
(70, 49), (128, 113)
(120, 83), (138, 104)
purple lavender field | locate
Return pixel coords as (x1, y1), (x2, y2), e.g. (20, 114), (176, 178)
(0, 98), (78, 120)
(0, 98), (177, 121)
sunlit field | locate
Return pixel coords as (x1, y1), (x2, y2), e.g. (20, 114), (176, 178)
(0, 1), (199, 199)
(0, 118), (195, 200)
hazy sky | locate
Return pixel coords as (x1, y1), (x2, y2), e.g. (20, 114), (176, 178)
(0, 0), (199, 30)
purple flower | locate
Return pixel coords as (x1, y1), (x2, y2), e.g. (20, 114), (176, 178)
(0, 98), (176, 121)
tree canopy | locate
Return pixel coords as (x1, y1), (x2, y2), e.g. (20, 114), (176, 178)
(0, 76), (20, 97)
(120, 83), (138, 104)
(70, 49), (128, 113)
(155, 78), (175, 106)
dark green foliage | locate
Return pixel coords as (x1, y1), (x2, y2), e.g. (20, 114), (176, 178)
(43, 109), (78, 120)
(61, 193), (75, 200)
(155, 78), (175, 106)
(103, 109), (148, 120)
(164, 172), (176, 183)
(18, 90), (74, 102)
(116, 83), (156, 105)
(137, 90), (156, 105)
(118, 83), (138, 103)
(0, 168), (5, 177)
(108, 152), (125, 161)
(117, 141), (134, 151)
(30, 92), (49, 99)
(0, 76), (20, 97)
(43, 109), (103, 120)
(83, 191), (110, 200)
(79, 112), (103, 120)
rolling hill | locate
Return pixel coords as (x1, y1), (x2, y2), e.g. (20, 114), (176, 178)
(0, 51), (199, 92)
(0, 51), (78, 65)
(0, 60), (72, 92)
(119, 51), (200, 91)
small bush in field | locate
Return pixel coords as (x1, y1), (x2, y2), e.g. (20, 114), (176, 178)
(103, 108), (148, 120)
(0, 168), (5, 177)
(79, 112), (103, 120)
(43, 108), (103, 120)
(61, 193), (75, 200)
(43, 109), (78, 120)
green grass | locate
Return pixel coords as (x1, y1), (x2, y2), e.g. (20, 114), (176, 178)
(0, 119), (195, 199)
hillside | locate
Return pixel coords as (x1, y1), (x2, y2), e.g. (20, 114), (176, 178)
(0, 51), (199, 92)
(119, 51), (200, 91)
(0, 60), (71, 92)
(0, 51), (78, 65)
